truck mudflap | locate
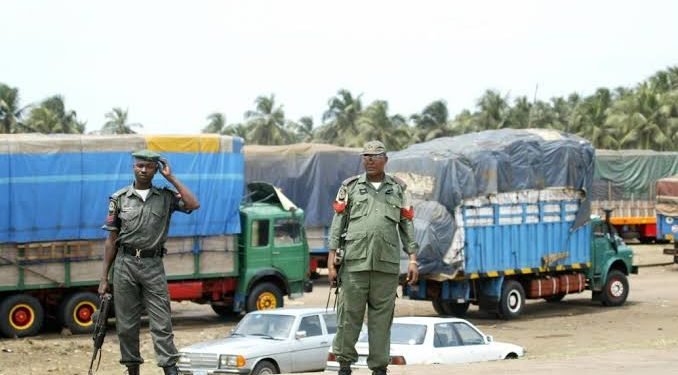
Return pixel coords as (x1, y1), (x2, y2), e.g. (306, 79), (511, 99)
(631, 265), (639, 274)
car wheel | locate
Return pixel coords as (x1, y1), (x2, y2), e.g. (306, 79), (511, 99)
(251, 360), (278, 375)
(246, 282), (284, 312)
(543, 293), (566, 303)
(210, 303), (237, 317)
(601, 270), (629, 307)
(505, 353), (519, 359)
(59, 292), (99, 334)
(0, 294), (45, 338)
(499, 280), (525, 319)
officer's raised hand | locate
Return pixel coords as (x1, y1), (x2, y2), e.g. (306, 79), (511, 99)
(158, 157), (172, 177)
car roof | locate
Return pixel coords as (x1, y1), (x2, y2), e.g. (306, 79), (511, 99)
(246, 307), (336, 317)
(392, 316), (469, 324)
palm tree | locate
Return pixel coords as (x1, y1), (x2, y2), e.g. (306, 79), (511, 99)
(101, 107), (142, 134)
(244, 95), (292, 145)
(475, 90), (510, 130)
(410, 100), (450, 142)
(0, 83), (28, 134)
(288, 116), (314, 142)
(316, 89), (363, 145)
(23, 106), (62, 133)
(202, 112), (227, 134)
(40, 95), (85, 133)
(355, 100), (410, 150)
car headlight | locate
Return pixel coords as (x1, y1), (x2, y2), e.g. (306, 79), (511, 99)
(219, 354), (246, 368)
(177, 354), (191, 365)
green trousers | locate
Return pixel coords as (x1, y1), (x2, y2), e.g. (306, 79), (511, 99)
(332, 270), (398, 370)
(113, 253), (178, 368)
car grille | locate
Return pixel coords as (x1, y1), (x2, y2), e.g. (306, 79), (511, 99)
(185, 352), (219, 368)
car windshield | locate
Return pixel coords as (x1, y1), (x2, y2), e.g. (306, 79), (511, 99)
(233, 313), (294, 339)
(358, 323), (427, 345)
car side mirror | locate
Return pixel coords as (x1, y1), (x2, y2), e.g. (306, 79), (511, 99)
(295, 330), (307, 340)
(486, 335), (493, 343)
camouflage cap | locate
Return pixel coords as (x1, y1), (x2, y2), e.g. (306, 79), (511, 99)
(131, 149), (162, 162)
(361, 140), (386, 155)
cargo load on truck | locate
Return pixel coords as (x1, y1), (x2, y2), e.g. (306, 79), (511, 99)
(592, 150), (678, 242)
(387, 129), (595, 277)
(656, 175), (678, 261)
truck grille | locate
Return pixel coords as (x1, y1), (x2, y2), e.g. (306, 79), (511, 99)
(185, 352), (219, 368)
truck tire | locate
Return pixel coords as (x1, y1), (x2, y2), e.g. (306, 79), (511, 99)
(499, 280), (525, 319)
(0, 294), (45, 338)
(59, 292), (98, 334)
(246, 282), (284, 312)
(601, 270), (629, 307)
(432, 298), (470, 316)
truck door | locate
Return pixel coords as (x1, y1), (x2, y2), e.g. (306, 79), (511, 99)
(272, 218), (306, 284)
(247, 219), (272, 268)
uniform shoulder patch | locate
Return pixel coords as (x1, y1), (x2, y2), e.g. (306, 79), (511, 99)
(342, 175), (360, 186)
(110, 186), (130, 199)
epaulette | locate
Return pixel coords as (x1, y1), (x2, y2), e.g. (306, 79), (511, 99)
(390, 174), (408, 190)
(110, 186), (130, 199)
(342, 175), (360, 186)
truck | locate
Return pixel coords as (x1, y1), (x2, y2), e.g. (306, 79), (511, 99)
(656, 175), (678, 262)
(593, 150), (678, 243)
(244, 144), (362, 276)
(0, 134), (311, 338)
(386, 129), (638, 319)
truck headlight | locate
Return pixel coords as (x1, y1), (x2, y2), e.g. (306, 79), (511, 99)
(219, 354), (246, 368)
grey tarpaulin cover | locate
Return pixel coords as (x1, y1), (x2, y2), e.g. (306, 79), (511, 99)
(244, 143), (363, 227)
(387, 129), (595, 275)
(411, 199), (457, 275)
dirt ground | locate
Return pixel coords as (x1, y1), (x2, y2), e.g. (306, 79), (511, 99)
(1, 243), (677, 375)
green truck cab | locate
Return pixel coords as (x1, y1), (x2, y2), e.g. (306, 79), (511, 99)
(589, 215), (638, 306)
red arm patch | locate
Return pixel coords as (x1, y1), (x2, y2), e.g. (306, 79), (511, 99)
(333, 201), (346, 213)
(401, 207), (414, 220)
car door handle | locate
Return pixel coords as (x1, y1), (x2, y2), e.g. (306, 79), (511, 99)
(321, 341), (328, 344)
(272, 251), (280, 255)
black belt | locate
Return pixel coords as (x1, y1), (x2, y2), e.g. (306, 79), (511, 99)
(120, 246), (164, 258)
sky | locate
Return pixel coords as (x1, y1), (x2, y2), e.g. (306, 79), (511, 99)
(2, 0), (677, 135)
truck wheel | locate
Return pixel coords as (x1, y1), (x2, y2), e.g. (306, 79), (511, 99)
(59, 292), (98, 334)
(0, 294), (45, 337)
(432, 298), (470, 316)
(247, 283), (283, 312)
(544, 293), (566, 303)
(251, 360), (278, 375)
(499, 280), (525, 319)
(601, 270), (629, 307)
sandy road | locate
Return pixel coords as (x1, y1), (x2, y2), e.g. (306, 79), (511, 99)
(1, 244), (676, 375)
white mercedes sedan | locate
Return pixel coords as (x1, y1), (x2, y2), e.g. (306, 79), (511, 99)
(327, 316), (524, 370)
(178, 308), (336, 375)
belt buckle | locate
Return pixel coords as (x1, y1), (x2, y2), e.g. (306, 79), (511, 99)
(135, 249), (142, 259)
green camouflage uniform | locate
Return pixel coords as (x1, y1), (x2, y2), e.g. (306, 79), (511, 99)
(103, 184), (191, 368)
(330, 173), (418, 371)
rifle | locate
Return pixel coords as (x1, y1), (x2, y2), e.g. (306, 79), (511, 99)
(326, 204), (350, 311)
(88, 293), (112, 375)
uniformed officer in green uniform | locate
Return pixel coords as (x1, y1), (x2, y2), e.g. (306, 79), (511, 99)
(98, 150), (200, 375)
(327, 140), (419, 375)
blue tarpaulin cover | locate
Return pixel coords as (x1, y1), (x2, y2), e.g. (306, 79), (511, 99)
(0, 134), (244, 243)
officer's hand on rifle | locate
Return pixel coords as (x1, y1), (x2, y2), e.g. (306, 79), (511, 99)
(328, 250), (339, 287)
(97, 278), (110, 296)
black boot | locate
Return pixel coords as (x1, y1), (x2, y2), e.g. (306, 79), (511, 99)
(126, 365), (140, 375)
(163, 365), (179, 375)
(372, 368), (387, 375)
(338, 362), (352, 375)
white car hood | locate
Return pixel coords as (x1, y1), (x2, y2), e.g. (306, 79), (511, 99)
(180, 336), (282, 355)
